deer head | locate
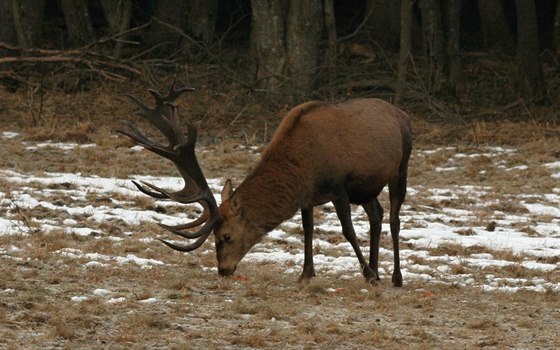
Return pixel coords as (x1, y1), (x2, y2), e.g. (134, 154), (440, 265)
(118, 87), (255, 276)
(214, 179), (267, 276)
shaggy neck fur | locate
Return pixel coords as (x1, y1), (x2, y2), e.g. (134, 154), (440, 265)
(231, 103), (326, 233)
(234, 152), (308, 233)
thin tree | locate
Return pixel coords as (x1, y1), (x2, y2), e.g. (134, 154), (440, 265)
(323, 0), (337, 95)
(100, 0), (132, 58)
(395, 0), (414, 105)
(145, 0), (187, 55)
(186, 0), (218, 44)
(419, 0), (446, 92)
(60, 0), (94, 48)
(554, 0), (560, 59)
(477, 0), (514, 53)
(0, 1), (17, 51)
(446, 0), (462, 96)
(365, 0), (401, 48)
(515, 0), (547, 103)
(7, 0), (45, 48)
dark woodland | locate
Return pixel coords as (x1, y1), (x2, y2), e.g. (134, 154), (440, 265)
(1, 0), (560, 126)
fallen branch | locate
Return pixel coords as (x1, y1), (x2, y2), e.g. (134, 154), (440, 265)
(462, 99), (524, 118)
(0, 41), (145, 84)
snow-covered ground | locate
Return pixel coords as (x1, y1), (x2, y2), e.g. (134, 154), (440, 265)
(1, 132), (559, 295)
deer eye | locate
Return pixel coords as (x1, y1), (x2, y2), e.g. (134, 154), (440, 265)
(223, 234), (231, 242)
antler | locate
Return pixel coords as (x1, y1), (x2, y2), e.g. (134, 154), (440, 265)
(117, 85), (222, 252)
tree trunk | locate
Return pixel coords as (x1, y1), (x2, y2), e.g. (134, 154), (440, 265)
(250, 0), (288, 91)
(365, 0), (401, 48)
(395, 0), (414, 105)
(477, 0), (514, 53)
(250, 0), (323, 94)
(186, 0), (218, 43)
(554, 0), (560, 58)
(323, 0), (337, 93)
(419, 0), (446, 92)
(100, 0), (132, 58)
(515, 0), (546, 103)
(145, 0), (187, 55)
(10, 0), (45, 48)
(286, 0), (323, 94)
(445, 0), (462, 96)
(0, 1), (17, 49)
(60, 0), (94, 48)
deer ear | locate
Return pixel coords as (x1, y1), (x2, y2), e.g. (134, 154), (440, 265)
(221, 179), (234, 203)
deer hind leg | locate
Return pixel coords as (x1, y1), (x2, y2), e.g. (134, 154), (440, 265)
(388, 170), (408, 287)
(298, 207), (316, 283)
(363, 198), (383, 281)
(333, 194), (377, 283)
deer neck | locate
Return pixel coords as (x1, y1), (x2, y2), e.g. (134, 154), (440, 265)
(234, 159), (308, 233)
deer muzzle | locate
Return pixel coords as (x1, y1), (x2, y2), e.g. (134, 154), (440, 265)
(218, 265), (237, 276)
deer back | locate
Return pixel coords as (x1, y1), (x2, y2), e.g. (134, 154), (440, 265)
(233, 98), (411, 229)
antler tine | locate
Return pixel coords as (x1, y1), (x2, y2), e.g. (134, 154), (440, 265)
(116, 120), (153, 146)
(148, 85), (196, 108)
(122, 86), (194, 148)
(158, 202), (210, 239)
(131, 180), (168, 199)
(158, 204), (221, 252)
(124, 94), (183, 147)
(158, 214), (211, 240)
(119, 86), (221, 254)
(116, 121), (176, 159)
(129, 107), (215, 204)
(158, 205), (209, 232)
(158, 219), (210, 239)
(121, 104), (211, 206)
(137, 180), (210, 204)
(159, 231), (211, 252)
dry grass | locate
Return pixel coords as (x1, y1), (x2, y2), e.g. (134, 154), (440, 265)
(1, 81), (560, 349)
(2, 251), (558, 349)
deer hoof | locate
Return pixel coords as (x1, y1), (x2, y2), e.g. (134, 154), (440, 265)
(392, 271), (403, 287)
(298, 270), (315, 284)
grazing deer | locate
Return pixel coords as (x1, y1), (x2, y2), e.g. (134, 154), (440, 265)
(118, 86), (412, 286)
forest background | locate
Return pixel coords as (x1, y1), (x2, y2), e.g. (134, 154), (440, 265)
(1, 0), (559, 140)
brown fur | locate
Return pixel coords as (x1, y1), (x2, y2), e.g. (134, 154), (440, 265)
(215, 98), (412, 285)
(234, 98), (409, 230)
(122, 87), (412, 284)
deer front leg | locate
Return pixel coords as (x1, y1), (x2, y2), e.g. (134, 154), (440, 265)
(298, 207), (315, 283)
(333, 195), (378, 284)
(388, 171), (407, 288)
(363, 198), (383, 281)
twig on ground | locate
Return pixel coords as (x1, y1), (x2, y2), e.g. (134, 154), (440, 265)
(8, 196), (39, 234)
(463, 99), (524, 118)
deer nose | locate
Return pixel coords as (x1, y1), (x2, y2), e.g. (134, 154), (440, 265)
(218, 266), (236, 276)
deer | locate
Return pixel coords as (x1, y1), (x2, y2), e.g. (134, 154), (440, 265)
(118, 86), (412, 286)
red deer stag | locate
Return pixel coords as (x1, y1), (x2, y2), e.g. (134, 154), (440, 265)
(118, 86), (412, 286)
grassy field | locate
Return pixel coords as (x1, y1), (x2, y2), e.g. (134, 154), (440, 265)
(1, 86), (559, 349)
